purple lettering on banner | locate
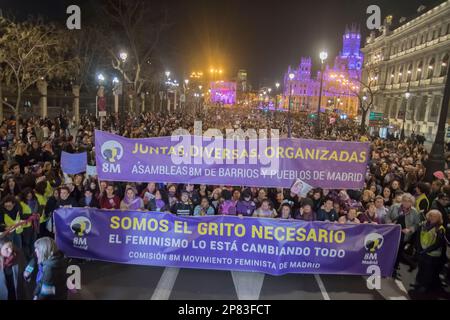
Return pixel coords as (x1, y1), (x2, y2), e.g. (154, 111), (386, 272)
(95, 130), (370, 189)
(55, 208), (401, 277)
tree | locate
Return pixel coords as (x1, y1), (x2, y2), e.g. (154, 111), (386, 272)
(0, 17), (74, 137)
(102, 0), (168, 114)
(340, 66), (379, 134)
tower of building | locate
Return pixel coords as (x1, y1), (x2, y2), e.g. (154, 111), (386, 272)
(298, 57), (312, 80)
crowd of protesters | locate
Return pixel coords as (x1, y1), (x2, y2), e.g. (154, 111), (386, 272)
(0, 105), (449, 299)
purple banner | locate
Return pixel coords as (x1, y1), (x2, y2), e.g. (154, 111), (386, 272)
(55, 208), (400, 277)
(95, 130), (369, 189)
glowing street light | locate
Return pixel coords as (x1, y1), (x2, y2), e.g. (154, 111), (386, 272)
(275, 82), (280, 89)
(319, 51), (328, 64)
(112, 77), (119, 84)
(184, 79), (189, 85)
(119, 52), (128, 62)
(97, 73), (105, 82)
(165, 71), (171, 78)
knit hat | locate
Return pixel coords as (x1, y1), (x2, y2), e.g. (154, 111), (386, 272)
(433, 171), (445, 180)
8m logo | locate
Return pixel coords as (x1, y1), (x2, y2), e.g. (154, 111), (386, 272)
(100, 140), (123, 174)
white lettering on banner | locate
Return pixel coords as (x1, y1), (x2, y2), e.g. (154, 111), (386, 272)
(128, 251), (168, 261)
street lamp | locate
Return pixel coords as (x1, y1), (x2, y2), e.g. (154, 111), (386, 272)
(317, 50), (328, 138)
(288, 72), (295, 138)
(97, 73), (105, 83)
(400, 90), (411, 140)
(165, 71), (171, 78)
(275, 82), (280, 111)
(118, 52), (128, 127)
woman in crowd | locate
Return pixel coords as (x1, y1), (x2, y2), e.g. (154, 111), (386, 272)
(278, 203), (293, 220)
(338, 208), (361, 224)
(1, 177), (20, 199)
(167, 184), (178, 208)
(253, 199), (277, 218)
(316, 198), (339, 222)
(236, 189), (257, 217)
(414, 210), (446, 293)
(358, 202), (380, 224)
(294, 200), (316, 221)
(415, 182), (430, 216)
(382, 187), (393, 207)
(0, 240), (29, 300)
(147, 189), (170, 212)
(120, 187), (144, 210)
(198, 184), (209, 199)
(79, 188), (100, 208)
(26, 237), (67, 300)
(141, 182), (157, 207)
(210, 188), (222, 212)
(194, 197), (215, 216)
(218, 190), (236, 216)
(171, 191), (193, 216)
(99, 184), (120, 210)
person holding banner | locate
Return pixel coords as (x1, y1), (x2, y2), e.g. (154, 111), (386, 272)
(253, 199), (277, 218)
(338, 208), (361, 224)
(171, 191), (194, 216)
(141, 183), (157, 207)
(218, 190), (237, 216)
(99, 184), (120, 210)
(194, 197), (215, 216)
(120, 187), (144, 211)
(0, 196), (24, 249)
(147, 190), (170, 213)
(294, 199), (316, 221)
(79, 189), (100, 208)
(358, 202), (380, 224)
(279, 203), (294, 220)
(236, 189), (256, 217)
(316, 198), (339, 222)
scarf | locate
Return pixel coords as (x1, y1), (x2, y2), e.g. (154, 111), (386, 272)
(3, 253), (17, 268)
(123, 196), (141, 209)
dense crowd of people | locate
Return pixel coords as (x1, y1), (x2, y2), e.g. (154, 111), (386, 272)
(0, 106), (449, 299)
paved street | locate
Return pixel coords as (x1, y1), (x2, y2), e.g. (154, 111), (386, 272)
(68, 260), (413, 300)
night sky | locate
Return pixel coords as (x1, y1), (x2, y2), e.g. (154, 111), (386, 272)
(2, 0), (446, 87)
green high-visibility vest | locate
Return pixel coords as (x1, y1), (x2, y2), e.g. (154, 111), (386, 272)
(19, 202), (32, 229)
(36, 193), (48, 224)
(420, 224), (445, 257)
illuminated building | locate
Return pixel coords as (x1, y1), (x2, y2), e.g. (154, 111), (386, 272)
(210, 81), (236, 105)
(283, 25), (363, 117)
(361, 1), (450, 141)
